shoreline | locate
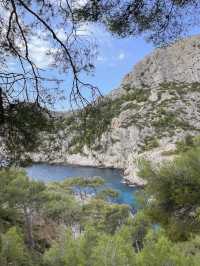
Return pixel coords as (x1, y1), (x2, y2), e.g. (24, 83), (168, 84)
(26, 159), (144, 188)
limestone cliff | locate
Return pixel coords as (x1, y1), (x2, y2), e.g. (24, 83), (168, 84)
(30, 35), (200, 186)
(116, 34), (200, 94)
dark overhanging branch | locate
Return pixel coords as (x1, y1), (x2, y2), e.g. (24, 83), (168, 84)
(0, 0), (200, 162)
(0, 0), (101, 117)
(16, 0), (100, 107)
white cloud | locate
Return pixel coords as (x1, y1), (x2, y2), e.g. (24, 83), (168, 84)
(76, 23), (112, 46)
(76, 23), (92, 36)
(0, 4), (53, 69)
(56, 28), (68, 42)
(28, 35), (54, 68)
(4, 33), (54, 70)
(97, 55), (107, 62)
(50, 0), (88, 9)
(73, 0), (88, 8)
(0, 5), (9, 19)
(117, 52), (125, 61)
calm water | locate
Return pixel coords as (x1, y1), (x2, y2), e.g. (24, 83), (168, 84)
(26, 163), (138, 207)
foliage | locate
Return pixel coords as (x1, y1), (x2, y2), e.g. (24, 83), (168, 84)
(138, 147), (200, 241)
(160, 82), (200, 94)
(0, 227), (33, 266)
(2, 1), (200, 264)
(64, 176), (105, 200)
(0, 168), (46, 248)
(43, 223), (200, 266)
(67, 98), (122, 152)
(2, 164), (200, 264)
(136, 229), (190, 266)
(75, 0), (200, 45)
(90, 230), (136, 266)
(96, 188), (120, 202)
(43, 228), (85, 266)
(43, 182), (81, 225)
(123, 211), (151, 252)
(161, 134), (200, 156)
(143, 136), (159, 151)
(152, 109), (190, 131)
(122, 88), (150, 102)
(67, 89), (150, 152)
(175, 134), (199, 153)
(3, 103), (54, 165)
(81, 199), (130, 234)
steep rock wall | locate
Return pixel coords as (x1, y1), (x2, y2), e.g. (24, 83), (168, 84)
(30, 35), (200, 186)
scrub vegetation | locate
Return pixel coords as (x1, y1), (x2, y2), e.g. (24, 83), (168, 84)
(1, 1), (200, 264)
(2, 144), (200, 265)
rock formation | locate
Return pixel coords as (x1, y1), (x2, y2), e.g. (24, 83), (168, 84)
(30, 35), (200, 186)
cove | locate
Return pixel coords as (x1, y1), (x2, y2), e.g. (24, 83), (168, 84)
(26, 163), (138, 207)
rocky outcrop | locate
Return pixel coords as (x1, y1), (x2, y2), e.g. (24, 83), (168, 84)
(121, 35), (200, 90)
(30, 35), (200, 186)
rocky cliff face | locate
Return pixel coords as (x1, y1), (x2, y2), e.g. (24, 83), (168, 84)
(30, 35), (200, 186)
(121, 35), (200, 91)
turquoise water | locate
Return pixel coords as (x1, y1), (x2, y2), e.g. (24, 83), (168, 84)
(26, 163), (138, 208)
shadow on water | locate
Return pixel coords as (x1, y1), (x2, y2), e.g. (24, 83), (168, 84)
(26, 163), (139, 208)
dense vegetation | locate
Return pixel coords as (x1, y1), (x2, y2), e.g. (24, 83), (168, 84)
(59, 82), (200, 155)
(65, 89), (150, 153)
(1, 143), (200, 265)
(2, 1), (200, 264)
(4, 103), (54, 165)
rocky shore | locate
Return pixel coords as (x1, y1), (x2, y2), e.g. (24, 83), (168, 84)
(4, 35), (200, 189)
(29, 151), (144, 187)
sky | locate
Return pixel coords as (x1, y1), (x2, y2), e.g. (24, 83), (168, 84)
(7, 22), (154, 110)
(64, 24), (200, 99)
(9, 20), (200, 110)
(84, 30), (154, 95)
(3, 1), (200, 111)
(56, 25), (154, 110)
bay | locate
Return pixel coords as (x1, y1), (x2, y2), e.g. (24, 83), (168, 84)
(26, 163), (138, 208)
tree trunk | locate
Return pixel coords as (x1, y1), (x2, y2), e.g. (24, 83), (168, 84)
(24, 207), (35, 249)
(0, 87), (4, 125)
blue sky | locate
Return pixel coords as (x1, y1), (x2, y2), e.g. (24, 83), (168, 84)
(74, 24), (200, 98)
(10, 19), (199, 110)
(56, 25), (154, 110)
(88, 34), (153, 95)
(7, 23), (154, 110)
(4, 1), (200, 111)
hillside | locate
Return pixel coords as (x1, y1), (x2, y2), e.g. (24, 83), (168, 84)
(30, 35), (200, 186)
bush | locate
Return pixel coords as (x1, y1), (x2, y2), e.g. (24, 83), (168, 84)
(138, 147), (200, 241)
(122, 89), (150, 103)
(0, 227), (32, 266)
(143, 137), (159, 151)
(152, 110), (190, 131)
(175, 134), (200, 154)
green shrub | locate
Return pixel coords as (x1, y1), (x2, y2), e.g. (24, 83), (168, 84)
(138, 147), (200, 241)
(122, 89), (150, 103)
(161, 149), (177, 156)
(175, 134), (194, 153)
(143, 137), (159, 151)
(152, 110), (190, 132)
(0, 227), (32, 266)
